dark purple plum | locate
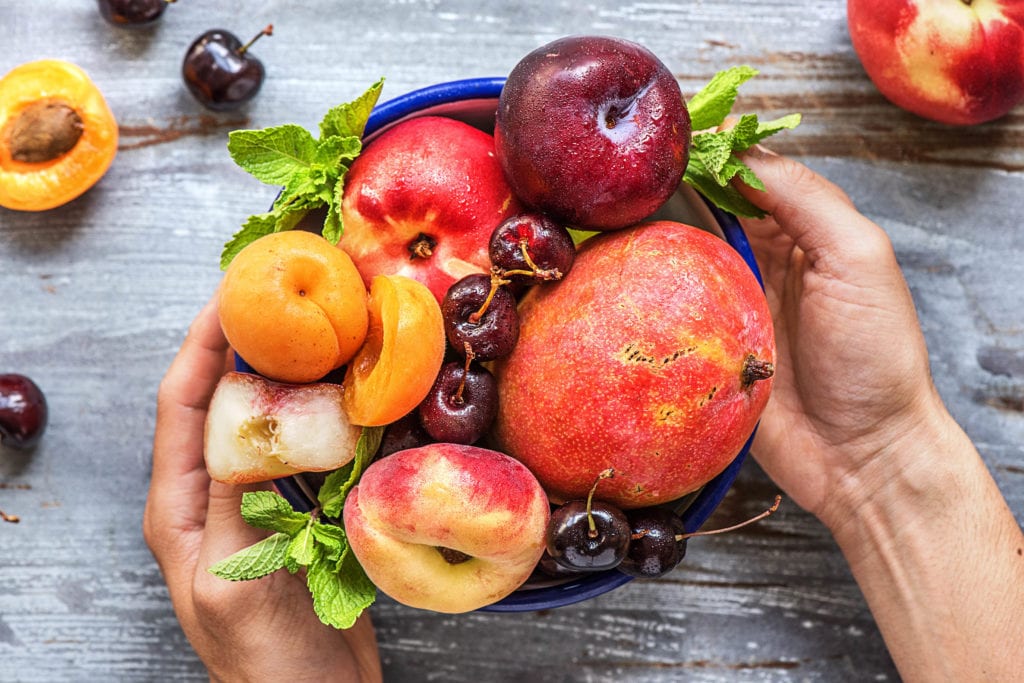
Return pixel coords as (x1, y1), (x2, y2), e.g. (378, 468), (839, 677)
(495, 35), (691, 231)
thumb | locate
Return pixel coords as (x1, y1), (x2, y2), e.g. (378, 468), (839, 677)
(734, 147), (885, 266)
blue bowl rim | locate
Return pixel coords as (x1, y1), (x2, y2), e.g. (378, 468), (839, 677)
(237, 76), (764, 613)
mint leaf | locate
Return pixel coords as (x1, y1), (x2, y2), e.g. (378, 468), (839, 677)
(684, 154), (766, 219)
(240, 490), (311, 535)
(315, 135), (363, 167)
(319, 426), (386, 518)
(307, 548), (376, 630)
(228, 125), (318, 186)
(312, 522), (348, 572)
(319, 78), (384, 140)
(687, 65), (758, 131)
(681, 69), (801, 218)
(286, 519), (318, 572)
(208, 532), (290, 581)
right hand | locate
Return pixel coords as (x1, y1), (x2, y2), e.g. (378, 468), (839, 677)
(731, 147), (949, 530)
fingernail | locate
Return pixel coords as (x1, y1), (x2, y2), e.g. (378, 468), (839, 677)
(748, 143), (778, 159)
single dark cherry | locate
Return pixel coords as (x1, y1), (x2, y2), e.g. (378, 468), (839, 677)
(378, 411), (434, 459)
(441, 273), (519, 361)
(0, 374), (48, 450)
(489, 212), (576, 286)
(618, 495), (784, 579)
(546, 469), (630, 572)
(417, 358), (497, 445)
(182, 25), (272, 111)
(618, 507), (688, 578)
(98, 0), (174, 27)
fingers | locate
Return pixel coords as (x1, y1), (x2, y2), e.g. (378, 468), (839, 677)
(734, 148), (888, 267)
(145, 296), (231, 581)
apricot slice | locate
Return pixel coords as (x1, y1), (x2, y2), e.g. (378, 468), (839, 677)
(0, 60), (118, 211)
(219, 230), (370, 384)
(343, 275), (445, 427)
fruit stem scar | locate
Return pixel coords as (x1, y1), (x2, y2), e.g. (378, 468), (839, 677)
(585, 468), (615, 537)
(408, 233), (436, 260)
(437, 546), (472, 564)
(741, 354), (775, 387)
(5, 100), (84, 163)
(674, 494), (781, 541)
(239, 24), (274, 55)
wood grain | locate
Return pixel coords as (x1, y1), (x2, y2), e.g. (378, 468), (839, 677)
(2, 1), (1021, 681)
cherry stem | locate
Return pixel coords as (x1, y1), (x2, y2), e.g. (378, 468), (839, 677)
(585, 468), (615, 538)
(673, 495), (782, 542)
(0, 508), (21, 524)
(239, 24), (274, 55)
(468, 270), (510, 324)
(453, 342), (475, 404)
(518, 238), (563, 281)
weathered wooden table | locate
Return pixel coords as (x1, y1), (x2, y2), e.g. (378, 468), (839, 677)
(2, 2), (1022, 680)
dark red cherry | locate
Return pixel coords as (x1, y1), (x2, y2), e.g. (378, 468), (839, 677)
(182, 25), (272, 111)
(97, 0), (174, 27)
(0, 374), (48, 450)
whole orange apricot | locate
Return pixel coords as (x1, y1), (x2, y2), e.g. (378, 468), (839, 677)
(219, 230), (369, 384)
(342, 274), (445, 426)
(0, 60), (118, 211)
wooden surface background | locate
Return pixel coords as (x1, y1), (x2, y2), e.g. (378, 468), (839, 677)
(2, 2), (1022, 681)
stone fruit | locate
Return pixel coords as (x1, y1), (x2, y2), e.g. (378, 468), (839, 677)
(0, 373), (48, 450)
(339, 116), (521, 304)
(203, 372), (361, 485)
(218, 230), (369, 384)
(0, 60), (118, 212)
(848, 0), (1024, 125)
(341, 274), (445, 427)
(494, 35), (690, 231)
(493, 220), (775, 509)
(182, 26), (272, 111)
(417, 357), (498, 445)
(343, 443), (550, 613)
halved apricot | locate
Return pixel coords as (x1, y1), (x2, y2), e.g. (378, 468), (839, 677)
(343, 275), (445, 427)
(0, 60), (118, 211)
(219, 230), (370, 384)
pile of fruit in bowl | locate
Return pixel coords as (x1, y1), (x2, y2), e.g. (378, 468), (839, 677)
(202, 35), (799, 628)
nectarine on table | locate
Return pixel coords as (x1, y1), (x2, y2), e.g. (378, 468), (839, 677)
(218, 230), (369, 384)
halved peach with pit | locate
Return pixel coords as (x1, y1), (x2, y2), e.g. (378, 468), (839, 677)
(219, 230), (369, 384)
(0, 60), (118, 211)
(343, 274), (445, 426)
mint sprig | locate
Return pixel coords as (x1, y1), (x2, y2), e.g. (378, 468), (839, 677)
(208, 425), (385, 630)
(683, 66), (801, 218)
(220, 78), (384, 269)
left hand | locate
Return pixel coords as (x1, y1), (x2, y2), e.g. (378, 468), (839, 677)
(143, 296), (381, 683)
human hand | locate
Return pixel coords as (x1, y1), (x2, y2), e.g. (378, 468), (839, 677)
(733, 149), (950, 530)
(143, 297), (381, 683)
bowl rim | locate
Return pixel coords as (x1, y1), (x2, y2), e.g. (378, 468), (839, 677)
(238, 76), (764, 613)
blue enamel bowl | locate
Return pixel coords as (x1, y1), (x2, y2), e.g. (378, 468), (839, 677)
(239, 77), (763, 613)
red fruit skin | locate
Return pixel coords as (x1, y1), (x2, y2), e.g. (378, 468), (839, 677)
(495, 35), (690, 231)
(339, 116), (521, 304)
(493, 221), (775, 509)
(847, 0), (1024, 125)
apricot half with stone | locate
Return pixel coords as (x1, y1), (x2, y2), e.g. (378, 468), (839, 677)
(0, 60), (118, 211)
(342, 274), (445, 427)
(218, 230), (370, 384)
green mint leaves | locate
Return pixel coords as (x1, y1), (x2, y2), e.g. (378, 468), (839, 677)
(684, 66), (801, 219)
(208, 425), (385, 630)
(220, 78), (384, 269)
